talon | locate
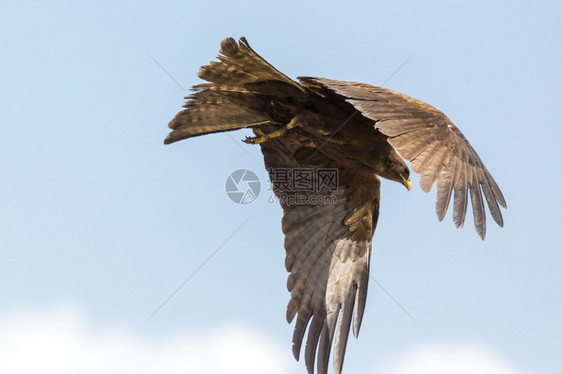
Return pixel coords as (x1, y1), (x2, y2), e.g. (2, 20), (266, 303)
(243, 133), (270, 144)
(244, 135), (267, 144)
(254, 128), (266, 137)
(243, 136), (257, 144)
(242, 118), (300, 145)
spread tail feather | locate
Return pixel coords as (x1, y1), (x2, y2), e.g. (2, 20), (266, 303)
(165, 37), (307, 144)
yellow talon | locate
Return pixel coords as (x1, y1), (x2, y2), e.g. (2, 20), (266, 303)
(253, 128), (266, 137)
(242, 118), (299, 144)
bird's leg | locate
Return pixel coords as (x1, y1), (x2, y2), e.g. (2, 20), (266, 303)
(246, 127), (268, 141)
(243, 117), (299, 144)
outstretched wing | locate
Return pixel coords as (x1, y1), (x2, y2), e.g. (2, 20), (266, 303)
(260, 138), (380, 374)
(300, 77), (507, 239)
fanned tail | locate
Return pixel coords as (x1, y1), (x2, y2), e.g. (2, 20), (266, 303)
(165, 37), (307, 144)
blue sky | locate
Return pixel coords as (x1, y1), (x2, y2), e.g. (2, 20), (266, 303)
(1, 1), (561, 373)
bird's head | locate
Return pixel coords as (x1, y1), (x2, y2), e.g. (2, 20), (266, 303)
(380, 150), (412, 191)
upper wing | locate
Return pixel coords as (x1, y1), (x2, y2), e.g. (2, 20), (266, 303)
(260, 138), (380, 374)
(300, 77), (507, 239)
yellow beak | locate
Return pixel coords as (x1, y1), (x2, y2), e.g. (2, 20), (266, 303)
(401, 174), (412, 191)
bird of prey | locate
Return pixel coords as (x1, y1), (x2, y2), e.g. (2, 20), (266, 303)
(165, 37), (506, 374)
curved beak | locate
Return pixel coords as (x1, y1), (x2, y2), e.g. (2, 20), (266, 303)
(401, 174), (412, 191)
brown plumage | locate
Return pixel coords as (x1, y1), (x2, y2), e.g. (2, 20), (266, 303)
(165, 37), (506, 374)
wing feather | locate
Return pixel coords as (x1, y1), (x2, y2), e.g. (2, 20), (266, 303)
(486, 170), (507, 209)
(285, 215), (339, 277)
(352, 261), (370, 338)
(375, 118), (427, 136)
(301, 77), (506, 239)
(334, 280), (356, 373)
(386, 127), (431, 149)
(394, 131), (433, 160)
(261, 139), (379, 374)
(481, 171), (504, 227)
(305, 314), (325, 374)
(453, 161), (469, 228)
(469, 168), (486, 238)
(286, 240), (332, 323)
(317, 309), (339, 374)
(435, 151), (456, 221)
(287, 239), (332, 317)
(417, 144), (449, 193)
(292, 311), (312, 360)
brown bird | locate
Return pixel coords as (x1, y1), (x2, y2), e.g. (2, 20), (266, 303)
(165, 37), (506, 374)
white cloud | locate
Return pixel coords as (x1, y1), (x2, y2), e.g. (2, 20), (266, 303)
(0, 305), (290, 374)
(0, 305), (530, 374)
(382, 342), (527, 374)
